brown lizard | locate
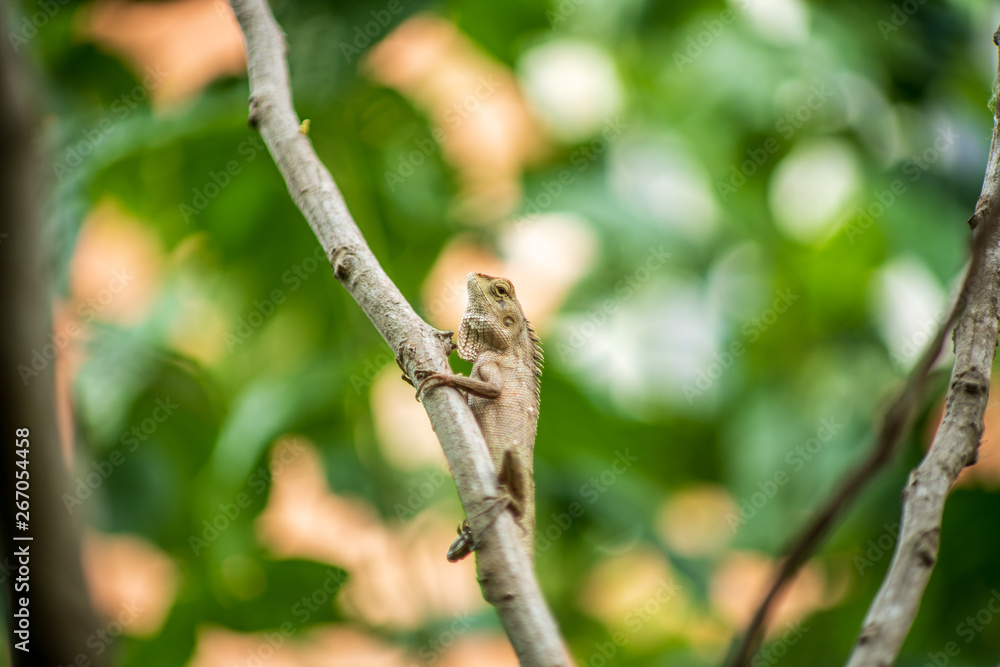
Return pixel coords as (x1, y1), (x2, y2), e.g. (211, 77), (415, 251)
(417, 272), (542, 563)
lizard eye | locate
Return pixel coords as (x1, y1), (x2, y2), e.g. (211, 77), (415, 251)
(494, 283), (509, 297)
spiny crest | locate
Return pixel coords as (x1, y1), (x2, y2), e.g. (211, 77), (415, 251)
(527, 320), (543, 400)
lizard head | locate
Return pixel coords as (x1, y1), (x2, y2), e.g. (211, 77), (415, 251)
(457, 272), (529, 361)
(457, 272), (544, 397)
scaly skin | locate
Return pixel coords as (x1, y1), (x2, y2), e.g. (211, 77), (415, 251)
(419, 272), (542, 562)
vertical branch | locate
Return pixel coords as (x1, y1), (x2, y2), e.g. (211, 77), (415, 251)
(729, 22), (1000, 667)
(0, 13), (108, 667)
(844, 25), (1000, 667)
(227, 0), (571, 663)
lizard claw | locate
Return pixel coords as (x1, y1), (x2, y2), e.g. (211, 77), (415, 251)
(414, 372), (443, 402)
(444, 496), (512, 562)
(447, 520), (475, 562)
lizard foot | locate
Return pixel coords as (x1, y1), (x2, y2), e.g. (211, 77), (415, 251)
(447, 520), (475, 562)
(444, 495), (511, 562)
(414, 372), (453, 402)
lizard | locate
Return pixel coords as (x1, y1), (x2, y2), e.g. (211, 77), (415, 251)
(416, 272), (543, 563)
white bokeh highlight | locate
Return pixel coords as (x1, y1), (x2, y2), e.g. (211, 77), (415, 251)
(555, 277), (723, 416)
(517, 40), (624, 143)
(870, 255), (948, 370)
(732, 0), (810, 46)
(610, 139), (719, 243)
(768, 139), (860, 245)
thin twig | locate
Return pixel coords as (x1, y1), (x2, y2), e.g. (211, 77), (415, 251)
(727, 214), (987, 667)
(227, 0), (570, 664)
(844, 25), (1000, 667)
(727, 24), (1000, 667)
(726, 217), (971, 667)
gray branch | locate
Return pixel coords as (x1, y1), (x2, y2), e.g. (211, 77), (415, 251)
(845, 25), (1000, 667)
(227, 0), (570, 663)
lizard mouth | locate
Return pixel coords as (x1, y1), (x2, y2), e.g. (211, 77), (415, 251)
(466, 271), (491, 301)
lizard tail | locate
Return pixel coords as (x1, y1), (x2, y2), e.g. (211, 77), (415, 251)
(500, 450), (535, 562)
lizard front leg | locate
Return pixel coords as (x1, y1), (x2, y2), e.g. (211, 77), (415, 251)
(415, 361), (503, 401)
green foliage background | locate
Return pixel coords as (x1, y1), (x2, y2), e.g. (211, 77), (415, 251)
(9, 0), (1000, 665)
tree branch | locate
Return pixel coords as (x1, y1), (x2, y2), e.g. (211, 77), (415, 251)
(726, 273), (963, 667)
(0, 13), (107, 667)
(227, 0), (570, 663)
(844, 25), (1000, 667)
(728, 23), (1000, 667)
